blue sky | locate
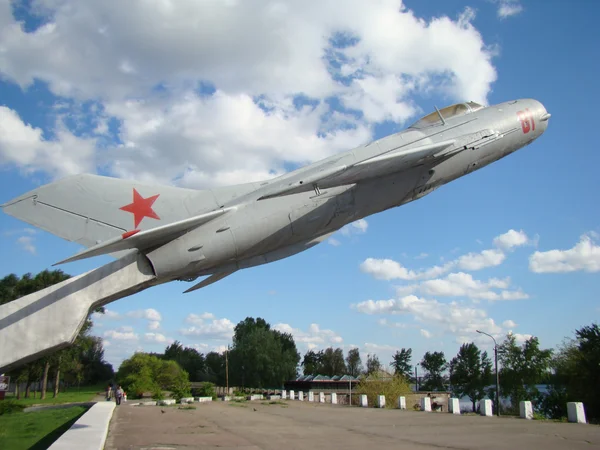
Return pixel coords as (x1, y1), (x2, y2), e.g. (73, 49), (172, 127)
(1, 0), (599, 372)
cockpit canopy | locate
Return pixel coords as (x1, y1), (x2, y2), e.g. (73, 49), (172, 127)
(409, 101), (485, 129)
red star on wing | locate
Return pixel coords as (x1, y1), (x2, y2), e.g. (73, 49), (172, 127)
(119, 188), (161, 229)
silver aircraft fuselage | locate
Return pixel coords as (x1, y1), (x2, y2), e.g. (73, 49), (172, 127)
(146, 98), (549, 283)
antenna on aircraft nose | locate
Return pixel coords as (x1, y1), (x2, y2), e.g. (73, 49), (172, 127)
(434, 105), (446, 125)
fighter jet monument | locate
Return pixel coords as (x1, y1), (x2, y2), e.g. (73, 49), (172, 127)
(0, 99), (550, 371)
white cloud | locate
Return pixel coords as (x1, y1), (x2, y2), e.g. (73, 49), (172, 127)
(274, 323), (343, 351)
(16, 236), (36, 254)
(420, 329), (432, 339)
(361, 229), (530, 281)
(103, 329), (139, 341)
(495, 0), (524, 19)
(456, 249), (505, 271)
(180, 313), (234, 340)
(147, 321), (160, 331)
(0, 106), (96, 178)
(502, 320), (517, 328)
(127, 308), (162, 321)
(144, 333), (173, 344)
(493, 229), (529, 250)
(0, 1), (497, 186)
(529, 233), (600, 274)
(91, 309), (122, 320)
(328, 238), (341, 247)
(352, 295), (505, 341)
(117, 326), (133, 333)
(415, 252), (429, 260)
(417, 272), (528, 301)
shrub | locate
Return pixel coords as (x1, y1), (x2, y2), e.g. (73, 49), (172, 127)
(192, 382), (217, 399)
(355, 374), (412, 408)
(0, 400), (26, 415)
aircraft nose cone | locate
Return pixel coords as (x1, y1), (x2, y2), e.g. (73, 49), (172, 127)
(532, 99), (550, 133)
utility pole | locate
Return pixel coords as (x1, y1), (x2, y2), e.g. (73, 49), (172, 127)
(477, 330), (500, 416)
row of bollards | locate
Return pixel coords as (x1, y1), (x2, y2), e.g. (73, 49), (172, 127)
(280, 390), (588, 424)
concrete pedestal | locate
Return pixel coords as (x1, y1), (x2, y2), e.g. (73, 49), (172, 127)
(282, 390), (287, 399)
(520, 401), (533, 420)
(567, 402), (587, 424)
(319, 392), (325, 403)
(421, 397), (431, 412)
(481, 399), (493, 416)
(289, 390), (295, 400)
(180, 397), (194, 404)
(360, 394), (368, 407)
(398, 396), (406, 410)
(331, 393), (337, 404)
(298, 391), (304, 401)
(308, 392), (314, 402)
(377, 395), (385, 408)
(449, 398), (460, 414)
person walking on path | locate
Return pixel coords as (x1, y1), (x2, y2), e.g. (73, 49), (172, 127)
(115, 385), (124, 405)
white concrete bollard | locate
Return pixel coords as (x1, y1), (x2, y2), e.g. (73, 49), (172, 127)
(289, 390), (294, 400)
(282, 390), (287, 400)
(360, 394), (368, 407)
(298, 391), (304, 401)
(567, 402), (587, 424)
(481, 399), (493, 416)
(308, 392), (314, 402)
(421, 397), (431, 412)
(331, 392), (337, 404)
(397, 396), (406, 410)
(449, 398), (460, 415)
(520, 401), (533, 420)
(377, 395), (385, 408)
(319, 392), (325, 403)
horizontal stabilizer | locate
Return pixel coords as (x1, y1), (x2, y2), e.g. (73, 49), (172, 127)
(183, 270), (238, 293)
(55, 207), (236, 265)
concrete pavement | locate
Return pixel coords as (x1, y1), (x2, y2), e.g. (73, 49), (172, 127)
(104, 399), (599, 449)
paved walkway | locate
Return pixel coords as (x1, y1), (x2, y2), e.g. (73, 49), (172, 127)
(104, 400), (600, 449)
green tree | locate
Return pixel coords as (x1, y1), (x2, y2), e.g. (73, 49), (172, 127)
(498, 333), (553, 411)
(116, 352), (190, 400)
(203, 351), (226, 385)
(366, 354), (382, 375)
(229, 317), (300, 388)
(541, 323), (600, 421)
(346, 348), (363, 377)
(420, 351), (447, 391)
(163, 341), (206, 381)
(302, 350), (321, 375)
(449, 343), (492, 412)
(390, 348), (412, 379)
(318, 348), (347, 377)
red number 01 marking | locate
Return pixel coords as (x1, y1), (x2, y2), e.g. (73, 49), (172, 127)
(517, 108), (535, 134)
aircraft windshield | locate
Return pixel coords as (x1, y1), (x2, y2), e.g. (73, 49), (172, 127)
(410, 102), (484, 129)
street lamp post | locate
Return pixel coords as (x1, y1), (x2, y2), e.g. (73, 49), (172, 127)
(476, 330), (500, 417)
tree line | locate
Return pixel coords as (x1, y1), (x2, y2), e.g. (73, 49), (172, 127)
(1, 271), (114, 399)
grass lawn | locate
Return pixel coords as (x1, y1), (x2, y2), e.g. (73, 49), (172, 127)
(4, 384), (104, 406)
(0, 405), (88, 450)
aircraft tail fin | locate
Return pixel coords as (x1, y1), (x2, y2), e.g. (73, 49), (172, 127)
(1, 174), (221, 250)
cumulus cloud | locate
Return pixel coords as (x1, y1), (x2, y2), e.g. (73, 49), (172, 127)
(144, 333), (173, 344)
(340, 219), (369, 237)
(416, 272), (528, 301)
(529, 233), (600, 274)
(103, 329), (138, 341)
(360, 229), (530, 281)
(352, 294), (513, 342)
(147, 321), (160, 331)
(0, 0), (498, 187)
(274, 323), (343, 351)
(0, 106), (96, 178)
(495, 0), (524, 19)
(16, 235), (36, 254)
(420, 329), (433, 339)
(127, 309), (162, 321)
(180, 313), (234, 340)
